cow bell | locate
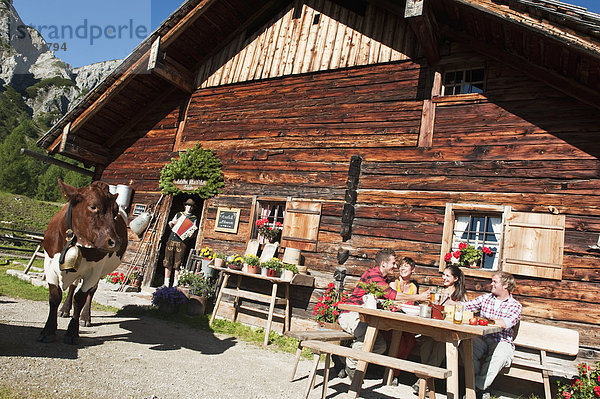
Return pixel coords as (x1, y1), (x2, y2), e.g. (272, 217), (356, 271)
(60, 245), (82, 272)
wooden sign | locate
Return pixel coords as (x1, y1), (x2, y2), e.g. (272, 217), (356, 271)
(215, 207), (240, 233)
(172, 179), (207, 192)
(148, 37), (160, 70)
(132, 203), (147, 216)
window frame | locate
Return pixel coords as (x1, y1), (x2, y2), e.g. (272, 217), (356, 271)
(441, 67), (486, 96)
(252, 197), (287, 244)
(440, 203), (508, 278)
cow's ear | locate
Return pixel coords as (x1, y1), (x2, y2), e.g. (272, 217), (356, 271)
(57, 179), (79, 200)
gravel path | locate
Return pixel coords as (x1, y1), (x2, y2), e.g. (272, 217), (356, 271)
(0, 295), (425, 399)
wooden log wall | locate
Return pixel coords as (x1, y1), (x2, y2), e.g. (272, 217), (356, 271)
(93, 19), (600, 358)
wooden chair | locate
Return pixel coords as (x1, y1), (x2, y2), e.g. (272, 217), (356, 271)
(245, 239), (259, 256)
(259, 242), (279, 263)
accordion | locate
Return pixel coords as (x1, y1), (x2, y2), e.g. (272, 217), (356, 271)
(173, 214), (197, 240)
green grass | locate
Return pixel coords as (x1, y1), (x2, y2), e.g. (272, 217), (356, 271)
(0, 190), (62, 235)
(1, 258), (310, 359)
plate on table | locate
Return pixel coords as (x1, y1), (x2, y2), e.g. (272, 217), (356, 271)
(400, 304), (420, 316)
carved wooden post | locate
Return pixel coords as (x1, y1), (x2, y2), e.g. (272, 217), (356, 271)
(340, 155), (362, 244)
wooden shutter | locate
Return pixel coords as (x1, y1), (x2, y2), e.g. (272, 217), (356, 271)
(502, 211), (565, 280)
(281, 200), (322, 252)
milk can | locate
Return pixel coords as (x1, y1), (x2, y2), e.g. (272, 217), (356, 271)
(130, 211), (151, 235)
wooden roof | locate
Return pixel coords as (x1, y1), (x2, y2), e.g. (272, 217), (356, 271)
(37, 0), (600, 168)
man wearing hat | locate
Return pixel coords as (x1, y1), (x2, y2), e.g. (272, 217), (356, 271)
(163, 198), (198, 287)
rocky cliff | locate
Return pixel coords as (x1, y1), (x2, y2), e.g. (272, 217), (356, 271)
(0, 0), (120, 120)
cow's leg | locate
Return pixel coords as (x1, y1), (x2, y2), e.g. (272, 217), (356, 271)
(64, 287), (88, 344)
(59, 283), (76, 318)
(79, 284), (97, 327)
(37, 283), (62, 343)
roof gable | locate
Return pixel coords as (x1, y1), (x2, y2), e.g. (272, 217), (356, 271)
(37, 0), (600, 168)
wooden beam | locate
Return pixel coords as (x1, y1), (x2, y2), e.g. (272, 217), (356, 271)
(405, 0), (440, 65)
(58, 122), (71, 153)
(152, 57), (195, 93)
(442, 26), (600, 112)
(59, 142), (108, 166)
(160, 0), (219, 47)
(418, 70), (442, 147)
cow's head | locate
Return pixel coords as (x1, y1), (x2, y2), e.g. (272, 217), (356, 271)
(58, 180), (122, 252)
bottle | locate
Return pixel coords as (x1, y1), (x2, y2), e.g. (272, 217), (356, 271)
(454, 302), (464, 325)
(434, 286), (441, 304)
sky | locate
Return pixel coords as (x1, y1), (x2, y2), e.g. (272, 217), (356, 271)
(12, 0), (184, 67)
(10, 0), (600, 68)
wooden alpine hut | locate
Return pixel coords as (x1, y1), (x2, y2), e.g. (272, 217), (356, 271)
(38, 0), (600, 382)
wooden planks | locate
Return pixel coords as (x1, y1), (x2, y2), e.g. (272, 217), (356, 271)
(196, 1), (419, 88)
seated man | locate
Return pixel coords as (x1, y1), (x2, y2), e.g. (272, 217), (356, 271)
(338, 248), (428, 379)
(463, 271), (522, 399)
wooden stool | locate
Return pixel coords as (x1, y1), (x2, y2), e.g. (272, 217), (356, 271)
(284, 329), (354, 381)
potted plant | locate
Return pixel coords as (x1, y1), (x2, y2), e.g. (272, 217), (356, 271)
(186, 274), (216, 316)
(226, 253), (244, 271)
(175, 269), (195, 296)
(444, 242), (492, 268)
(261, 257), (282, 277)
(152, 286), (188, 314)
(104, 271), (125, 289)
(313, 282), (348, 329)
(243, 254), (260, 274)
(358, 281), (386, 309)
(256, 217), (283, 243)
(281, 262), (298, 281)
(214, 253), (226, 268)
(128, 266), (142, 289)
(199, 246), (215, 277)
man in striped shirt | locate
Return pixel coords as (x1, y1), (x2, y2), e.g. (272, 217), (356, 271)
(463, 271), (522, 398)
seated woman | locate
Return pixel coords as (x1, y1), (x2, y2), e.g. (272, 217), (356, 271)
(415, 265), (467, 392)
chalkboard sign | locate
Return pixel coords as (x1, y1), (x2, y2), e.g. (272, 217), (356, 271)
(215, 207), (240, 233)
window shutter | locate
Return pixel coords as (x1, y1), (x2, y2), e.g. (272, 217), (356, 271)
(281, 200), (322, 252)
(502, 211), (565, 280)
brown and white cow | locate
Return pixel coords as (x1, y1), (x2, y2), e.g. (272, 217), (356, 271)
(39, 180), (127, 344)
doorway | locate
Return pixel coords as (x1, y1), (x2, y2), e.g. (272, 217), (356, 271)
(153, 194), (204, 286)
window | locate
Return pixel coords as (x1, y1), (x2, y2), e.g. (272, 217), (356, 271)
(440, 203), (566, 280)
(452, 213), (503, 270)
(253, 200), (286, 243)
(442, 68), (485, 95)
(251, 198), (323, 252)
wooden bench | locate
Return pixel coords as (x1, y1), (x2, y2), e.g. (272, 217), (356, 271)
(302, 339), (451, 399)
(500, 321), (579, 399)
(284, 329), (354, 381)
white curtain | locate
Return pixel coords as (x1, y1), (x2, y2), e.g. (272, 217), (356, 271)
(452, 216), (470, 250)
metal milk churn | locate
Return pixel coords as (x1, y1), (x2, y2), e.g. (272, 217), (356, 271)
(130, 211), (151, 235)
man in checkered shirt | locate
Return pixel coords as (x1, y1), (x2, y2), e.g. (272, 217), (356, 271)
(463, 271), (522, 398)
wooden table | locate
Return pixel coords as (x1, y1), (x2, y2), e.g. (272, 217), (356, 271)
(209, 266), (291, 346)
(338, 303), (503, 399)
